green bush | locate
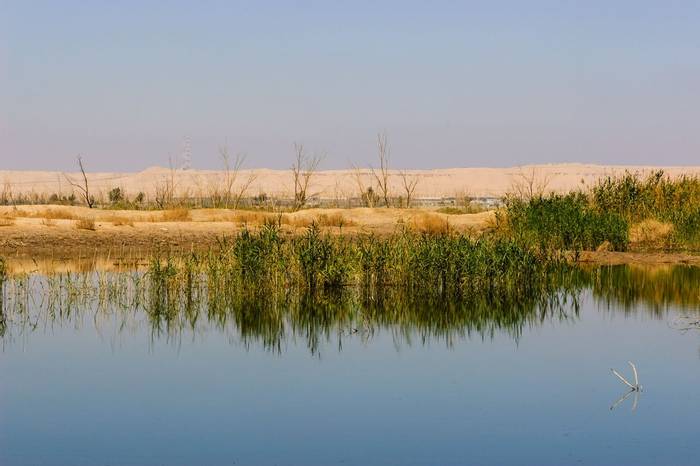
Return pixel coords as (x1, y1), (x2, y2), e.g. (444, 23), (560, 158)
(503, 193), (629, 251)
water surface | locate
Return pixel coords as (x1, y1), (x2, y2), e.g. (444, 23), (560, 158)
(1, 266), (699, 465)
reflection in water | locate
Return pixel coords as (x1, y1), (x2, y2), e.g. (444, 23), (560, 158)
(590, 265), (700, 313)
(610, 387), (640, 412)
(2, 263), (700, 466)
(1, 265), (699, 354)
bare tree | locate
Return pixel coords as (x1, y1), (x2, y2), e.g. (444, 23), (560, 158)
(370, 132), (391, 207)
(350, 164), (375, 207)
(511, 167), (552, 200)
(399, 170), (419, 208)
(291, 143), (322, 210)
(216, 146), (257, 209)
(154, 156), (177, 208)
(64, 155), (95, 208)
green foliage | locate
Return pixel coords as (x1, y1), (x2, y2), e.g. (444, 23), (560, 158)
(503, 193), (629, 251)
(592, 171), (700, 249)
(294, 223), (352, 291)
(108, 187), (124, 204)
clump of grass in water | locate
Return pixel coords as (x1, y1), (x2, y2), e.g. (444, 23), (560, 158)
(0, 226), (580, 351)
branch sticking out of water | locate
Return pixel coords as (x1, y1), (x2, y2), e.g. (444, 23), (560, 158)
(610, 361), (641, 391)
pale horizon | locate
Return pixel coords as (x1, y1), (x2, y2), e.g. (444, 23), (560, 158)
(3, 1), (700, 171)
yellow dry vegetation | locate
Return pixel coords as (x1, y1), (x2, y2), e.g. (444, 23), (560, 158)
(74, 218), (96, 231)
(630, 219), (674, 250)
(152, 208), (192, 222)
(410, 212), (451, 235)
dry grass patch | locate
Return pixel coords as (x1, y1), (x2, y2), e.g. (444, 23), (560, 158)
(315, 213), (354, 228)
(107, 215), (134, 227)
(152, 208), (192, 222)
(411, 212), (451, 235)
(74, 218), (96, 231)
(13, 207), (78, 220)
(282, 215), (312, 228)
(0, 217), (14, 227)
(234, 211), (272, 225)
(630, 219), (674, 250)
(41, 218), (56, 227)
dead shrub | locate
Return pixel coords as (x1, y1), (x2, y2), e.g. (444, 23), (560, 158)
(74, 218), (96, 231)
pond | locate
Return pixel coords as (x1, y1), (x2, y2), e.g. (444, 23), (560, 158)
(0, 265), (699, 465)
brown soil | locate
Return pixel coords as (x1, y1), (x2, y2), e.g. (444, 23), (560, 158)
(0, 205), (494, 261)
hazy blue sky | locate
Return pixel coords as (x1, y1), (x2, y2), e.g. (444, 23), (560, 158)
(2, 1), (699, 171)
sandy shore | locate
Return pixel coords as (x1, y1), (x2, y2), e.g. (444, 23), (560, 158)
(0, 205), (493, 260)
(1, 204), (699, 273)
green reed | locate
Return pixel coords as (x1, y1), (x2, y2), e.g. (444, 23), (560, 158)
(501, 171), (700, 251)
(500, 192), (629, 252)
(183, 225), (569, 297)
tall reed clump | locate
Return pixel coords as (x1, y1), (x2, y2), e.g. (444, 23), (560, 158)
(500, 192), (629, 252)
(500, 171), (700, 252)
(141, 224), (567, 303)
(592, 171), (700, 249)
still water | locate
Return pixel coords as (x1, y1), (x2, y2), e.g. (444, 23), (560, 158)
(1, 266), (699, 465)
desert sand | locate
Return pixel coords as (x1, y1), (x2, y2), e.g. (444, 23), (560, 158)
(3, 164), (700, 201)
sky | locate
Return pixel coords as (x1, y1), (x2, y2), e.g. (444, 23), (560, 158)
(1, 1), (700, 171)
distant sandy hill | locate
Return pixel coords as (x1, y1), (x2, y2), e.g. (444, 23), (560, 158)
(2, 164), (699, 200)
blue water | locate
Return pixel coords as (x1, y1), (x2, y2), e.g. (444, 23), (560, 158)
(1, 286), (699, 465)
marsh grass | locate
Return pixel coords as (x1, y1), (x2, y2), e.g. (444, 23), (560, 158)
(500, 193), (629, 252)
(144, 224), (568, 299)
(592, 171), (700, 249)
(499, 171), (700, 252)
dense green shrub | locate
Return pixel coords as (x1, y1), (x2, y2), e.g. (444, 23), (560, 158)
(503, 193), (629, 251)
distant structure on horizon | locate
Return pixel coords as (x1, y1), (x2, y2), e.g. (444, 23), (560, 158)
(180, 136), (192, 170)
